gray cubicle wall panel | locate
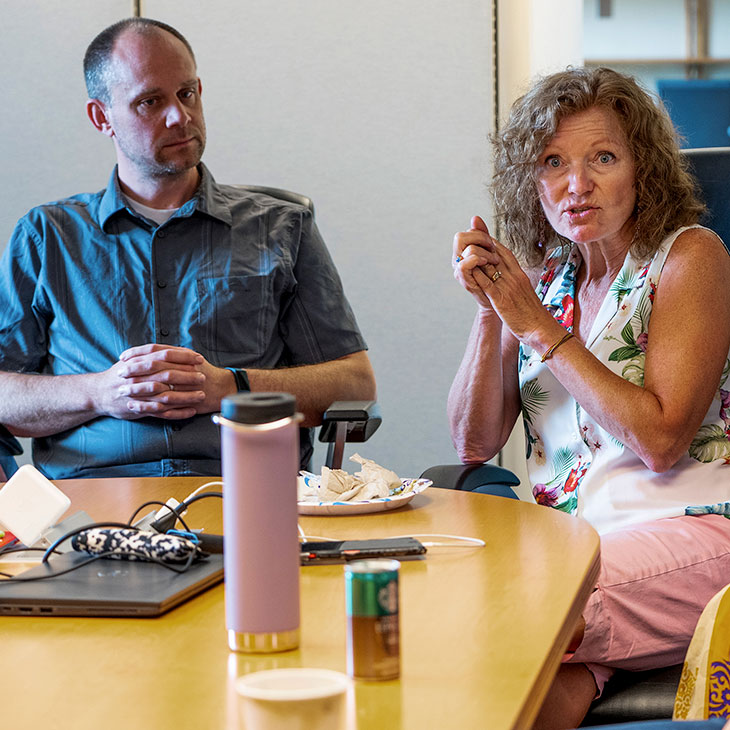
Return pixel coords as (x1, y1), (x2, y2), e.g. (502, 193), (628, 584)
(2, 0), (128, 249)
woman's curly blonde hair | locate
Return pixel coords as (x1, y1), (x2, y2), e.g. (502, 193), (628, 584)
(492, 66), (705, 267)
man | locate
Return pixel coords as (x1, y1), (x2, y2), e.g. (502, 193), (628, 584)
(0, 18), (375, 478)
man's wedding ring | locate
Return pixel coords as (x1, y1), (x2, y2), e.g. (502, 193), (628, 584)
(491, 270), (502, 282)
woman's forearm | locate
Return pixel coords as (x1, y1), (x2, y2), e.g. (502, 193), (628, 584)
(448, 310), (522, 463)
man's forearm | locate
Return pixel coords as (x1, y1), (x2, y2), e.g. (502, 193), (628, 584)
(0, 350), (378, 437)
(246, 351), (376, 427)
(0, 371), (101, 437)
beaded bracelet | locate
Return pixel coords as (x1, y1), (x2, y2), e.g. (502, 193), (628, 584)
(540, 331), (574, 362)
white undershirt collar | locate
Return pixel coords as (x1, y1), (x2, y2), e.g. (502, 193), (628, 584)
(123, 194), (179, 226)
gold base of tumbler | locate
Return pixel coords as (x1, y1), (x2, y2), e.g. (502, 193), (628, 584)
(228, 627), (300, 653)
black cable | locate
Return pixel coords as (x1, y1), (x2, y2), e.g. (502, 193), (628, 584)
(0, 553), (106, 582)
(0, 546), (64, 577)
(0, 491), (224, 584)
(128, 500), (192, 532)
(41, 521), (131, 563)
(167, 492), (224, 547)
(148, 492), (222, 533)
(0, 548), (199, 583)
(181, 491), (223, 506)
(0, 546), (62, 558)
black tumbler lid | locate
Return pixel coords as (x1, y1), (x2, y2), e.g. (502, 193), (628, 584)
(221, 392), (296, 424)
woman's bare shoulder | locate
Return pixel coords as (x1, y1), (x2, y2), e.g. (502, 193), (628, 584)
(670, 226), (729, 261)
(662, 226), (730, 297)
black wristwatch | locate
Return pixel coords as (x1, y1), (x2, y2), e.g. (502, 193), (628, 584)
(226, 367), (251, 392)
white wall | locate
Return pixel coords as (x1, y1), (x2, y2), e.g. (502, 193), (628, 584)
(3, 0), (495, 479)
(498, 0), (583, 120)
(0, 0), (125, 246)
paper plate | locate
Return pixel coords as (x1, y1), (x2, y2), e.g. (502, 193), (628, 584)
(297, 478), (431, 516)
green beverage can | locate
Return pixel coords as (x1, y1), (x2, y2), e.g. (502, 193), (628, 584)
(345, 559), (400, 680)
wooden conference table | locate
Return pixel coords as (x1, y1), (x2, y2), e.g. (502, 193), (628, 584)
(0, 476), (599, 730)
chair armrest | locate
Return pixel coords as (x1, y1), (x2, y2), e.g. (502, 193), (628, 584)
(419, 463), (520, 497)
(318, 401), (382, 443)
(230, 185), (315, 216)
(0, 426), (23, 456)
(318, 401), (382, 469)
(0, 424), (23, 481)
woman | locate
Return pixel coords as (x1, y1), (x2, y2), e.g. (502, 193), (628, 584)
(450, 67), (730, 729)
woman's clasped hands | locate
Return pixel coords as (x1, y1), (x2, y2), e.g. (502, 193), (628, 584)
(453, 215), (502, 309)
(452, 215), (548, 344)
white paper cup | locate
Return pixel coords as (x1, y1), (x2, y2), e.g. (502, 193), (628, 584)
(235, 668), (349, 730)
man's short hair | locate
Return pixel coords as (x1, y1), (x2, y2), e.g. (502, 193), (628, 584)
(83, 17), (196, 104)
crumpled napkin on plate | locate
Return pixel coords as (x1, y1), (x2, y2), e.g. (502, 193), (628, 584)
(298, 453), (402, 503)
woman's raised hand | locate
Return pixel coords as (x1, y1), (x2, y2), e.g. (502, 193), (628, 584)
(452, 216), (502, 310)
(453, 217), (556, 346)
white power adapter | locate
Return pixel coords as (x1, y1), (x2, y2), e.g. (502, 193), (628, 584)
(155, 497), (182, 521)
(133, 497), (184, 531)
(0, 464), (71, 546)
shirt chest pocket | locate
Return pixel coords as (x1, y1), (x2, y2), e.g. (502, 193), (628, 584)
(194, 275), (277, 360)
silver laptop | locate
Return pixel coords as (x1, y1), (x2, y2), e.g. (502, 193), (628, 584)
(0, 552), (224, 617)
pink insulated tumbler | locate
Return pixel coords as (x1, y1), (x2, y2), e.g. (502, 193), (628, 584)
(214, 392), (301, 653)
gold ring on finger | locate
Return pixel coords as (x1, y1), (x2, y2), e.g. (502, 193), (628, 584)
(491, 270), (502, 282)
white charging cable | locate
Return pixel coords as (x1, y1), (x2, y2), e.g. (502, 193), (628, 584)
(297, 528), (484, 548)
(391, 533), (485, 548)
(183, 480), (223, 502)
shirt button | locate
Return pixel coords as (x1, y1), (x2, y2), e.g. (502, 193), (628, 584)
(157, 230), (166, 239)
(160, 328), (169, 337)
(172, 424), (182, 432)
(157, 280), (167, 288)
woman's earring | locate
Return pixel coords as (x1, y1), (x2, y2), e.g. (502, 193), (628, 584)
(538, 216), (547, 248)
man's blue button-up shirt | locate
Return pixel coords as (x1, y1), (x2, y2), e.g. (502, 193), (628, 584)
(0, 165), (366, 478)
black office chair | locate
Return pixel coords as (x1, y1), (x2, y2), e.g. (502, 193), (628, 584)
(0, 425), (22, 481)
(318, 401), (382, 469)
(683, 146), (730, 251)
(234, 185), (381, 471)
(231, 184), (314, 217)
(419, 461), (520, 498)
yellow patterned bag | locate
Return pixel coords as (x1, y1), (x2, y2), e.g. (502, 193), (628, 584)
(674, 582), (730, 719)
